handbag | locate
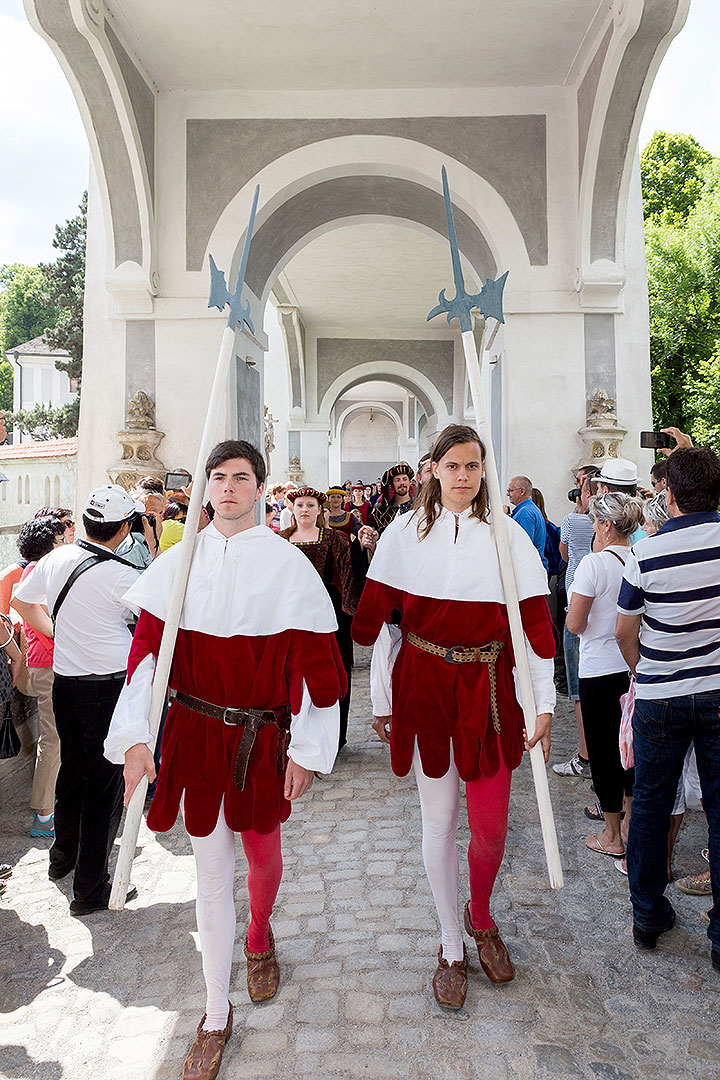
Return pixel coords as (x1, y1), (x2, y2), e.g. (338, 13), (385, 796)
(619, 674), (636, 770)
(0, 701), (20, 759)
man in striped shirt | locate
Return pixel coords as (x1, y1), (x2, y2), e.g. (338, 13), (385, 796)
(616, 447), (720, 971)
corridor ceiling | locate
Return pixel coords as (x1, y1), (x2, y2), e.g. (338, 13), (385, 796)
(109, 0), (611, 92)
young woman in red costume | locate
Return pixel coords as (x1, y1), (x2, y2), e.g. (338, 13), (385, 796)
(352, 424), (556, 1010)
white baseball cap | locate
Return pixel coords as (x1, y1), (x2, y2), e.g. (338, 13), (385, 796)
(84, 485), (144, 524)
(592, 458), (638, 487)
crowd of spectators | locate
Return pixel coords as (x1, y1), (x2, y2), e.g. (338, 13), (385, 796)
(1, 428), (719, 972)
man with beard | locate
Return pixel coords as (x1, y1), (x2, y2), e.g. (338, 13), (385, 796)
(370, 463), (415, 537)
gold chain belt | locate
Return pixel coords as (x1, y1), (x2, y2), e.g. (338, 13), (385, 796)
(405, 632), (504, 734)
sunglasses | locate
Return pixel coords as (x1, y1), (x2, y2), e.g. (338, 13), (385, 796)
(62, 520), (75, 530)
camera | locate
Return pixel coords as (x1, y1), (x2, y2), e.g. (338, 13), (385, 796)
(165, 470), (191, 491)
(640, 431), (672, 450)
(568, 487), (582, 503)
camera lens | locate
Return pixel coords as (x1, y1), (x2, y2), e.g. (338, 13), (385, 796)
(568, 487), (582, 503)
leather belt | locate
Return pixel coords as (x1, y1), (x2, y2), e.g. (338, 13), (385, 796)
(173, 691), (291, 791)
(405, 632), (504, 734)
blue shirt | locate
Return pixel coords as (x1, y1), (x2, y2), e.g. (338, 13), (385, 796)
(511, 498), (548, 572)
(617, 511), (720, 700)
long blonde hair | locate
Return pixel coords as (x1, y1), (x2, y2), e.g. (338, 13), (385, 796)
(417, 424), (489, 540)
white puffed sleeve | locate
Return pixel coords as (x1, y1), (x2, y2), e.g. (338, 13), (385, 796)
(369, 623), (402, 716)
(512, 635), (556, 716)
(287, 680), (340, 774)
(104, 653), (156, 764)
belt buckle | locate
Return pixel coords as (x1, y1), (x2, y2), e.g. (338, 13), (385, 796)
(444, 645), (469, 664)
(222, 707), (241, 726)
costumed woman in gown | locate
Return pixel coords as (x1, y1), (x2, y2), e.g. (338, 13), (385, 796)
(352, 424), (556, 1010)
(281, 488), (358, 750)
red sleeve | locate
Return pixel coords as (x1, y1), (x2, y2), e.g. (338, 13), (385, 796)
(127, 609), (165, 680)
(285, 629), (348, 713)
(519, 596), (556, 659)
(351, 578), (405, 646)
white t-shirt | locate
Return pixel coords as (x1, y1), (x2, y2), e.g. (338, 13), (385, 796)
(571, 545), (629, 678)
(14, 542), (140, 677)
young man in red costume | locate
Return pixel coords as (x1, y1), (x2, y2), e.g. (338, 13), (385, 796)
(104, 440), (346, 1080)
(352, 424), (556, 1010)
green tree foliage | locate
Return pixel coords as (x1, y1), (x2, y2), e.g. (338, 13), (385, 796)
(6, 398), (80, 441)
(39, 191), (87, 385)
(0, 264), (57, 355)
(644, 153), (720, 453)
(641, 131), (712, 225)
(0, 360), (13, 413)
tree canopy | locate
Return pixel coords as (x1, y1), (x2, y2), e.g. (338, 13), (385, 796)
(0, 264), (58, 356)
(641, 131), (713, 225)
(642, 136), (720, 453)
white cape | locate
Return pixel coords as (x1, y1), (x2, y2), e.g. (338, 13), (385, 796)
(122, 522), (337, 637)
(368, 505), (549, 603)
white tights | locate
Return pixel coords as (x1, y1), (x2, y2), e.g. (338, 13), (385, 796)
(412, 745), (465, 963)
(190, 809), (236, 1032)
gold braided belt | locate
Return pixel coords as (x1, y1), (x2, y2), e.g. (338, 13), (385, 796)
(405, 632), (504, 734)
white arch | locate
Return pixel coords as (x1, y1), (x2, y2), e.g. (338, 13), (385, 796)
(318, 362), (449, 431)
(205, 135), (531, 292)
(330, 400), (403, 482)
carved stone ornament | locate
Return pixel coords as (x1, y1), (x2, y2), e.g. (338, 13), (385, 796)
(108, 391), (166, 490)
(287, 454), (304, 484)
(576, 387), (627, 469)
(264, 405), (277, 466)
(126, 390), (156, 430)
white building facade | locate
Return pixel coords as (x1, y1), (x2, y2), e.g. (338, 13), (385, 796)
(24, 0), (689, 520)
(6, 337), (77, 444)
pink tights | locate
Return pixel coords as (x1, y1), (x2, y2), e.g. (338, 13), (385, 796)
(190, 805), (282, 1031)
(412, 744), (512, 962)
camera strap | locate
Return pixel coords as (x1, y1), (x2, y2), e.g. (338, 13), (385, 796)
(51, 540), (138, 625)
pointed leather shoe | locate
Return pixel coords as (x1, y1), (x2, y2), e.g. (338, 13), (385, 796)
(464, 901), (515, 983)
(182, 1003), (233, 1080)
(244, 926), (280, 1002)
(432, 945), (468, 1009)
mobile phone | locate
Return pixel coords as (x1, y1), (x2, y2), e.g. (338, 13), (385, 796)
(165, 470), (191, 490)
(640, 431), (672, 450)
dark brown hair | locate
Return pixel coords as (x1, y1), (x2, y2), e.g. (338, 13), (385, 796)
(204, 440), (266, 486)
(667, 447), (720, 512)
(417, 424), (488, 539)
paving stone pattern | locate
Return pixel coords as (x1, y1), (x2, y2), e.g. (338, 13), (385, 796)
(1, 649), (719, 1079)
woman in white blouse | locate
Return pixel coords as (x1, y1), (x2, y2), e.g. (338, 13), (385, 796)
(566, 492), (644, 858)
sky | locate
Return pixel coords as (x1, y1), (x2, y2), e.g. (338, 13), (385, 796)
(0, 0), (719, 267)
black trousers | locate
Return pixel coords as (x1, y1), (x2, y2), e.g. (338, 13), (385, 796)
(50, 674), (126, 904)
(579, 670), (634, 814)
(336, 612), (353, 751)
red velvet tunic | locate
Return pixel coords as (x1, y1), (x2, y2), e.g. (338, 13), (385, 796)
(130, 610), (346, 836)
(352, 580), (555, 781)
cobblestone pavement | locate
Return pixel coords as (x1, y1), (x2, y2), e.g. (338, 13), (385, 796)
(2, 650), (719, 1080)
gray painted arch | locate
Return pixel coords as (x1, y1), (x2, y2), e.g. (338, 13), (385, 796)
(316, 339), (454, 418)
(105, 21), (156, 205)
(186, 115), (548, 270)
(32, 0), (144, 268)
(591, 0), (682, 262)
(241, 175), (497, 304)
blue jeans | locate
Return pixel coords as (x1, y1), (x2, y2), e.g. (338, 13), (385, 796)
(627, 690), (720, 950)
(562, 625), (580, 701)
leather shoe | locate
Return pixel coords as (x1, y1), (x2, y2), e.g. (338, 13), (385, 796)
(464, 901), (515, 983)
(632, 907), (676, 950)
(182, 1003), (233, 1080)
(432, 945), (468, 1009)
(712, 949), (720, 974)
(48, 863), (74, 881)
(70, 886), (137, 917)
(244, 925), (280, 1002)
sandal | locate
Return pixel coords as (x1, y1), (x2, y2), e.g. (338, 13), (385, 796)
(585, 834), (625, 858)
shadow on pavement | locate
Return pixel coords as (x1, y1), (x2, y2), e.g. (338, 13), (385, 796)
(0, 907), (66, 1014)
(0, 1045), (62, 1079)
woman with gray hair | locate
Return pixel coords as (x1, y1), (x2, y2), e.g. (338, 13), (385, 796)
(642, 491), (669, 536)
(566, 491), (644, 858)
